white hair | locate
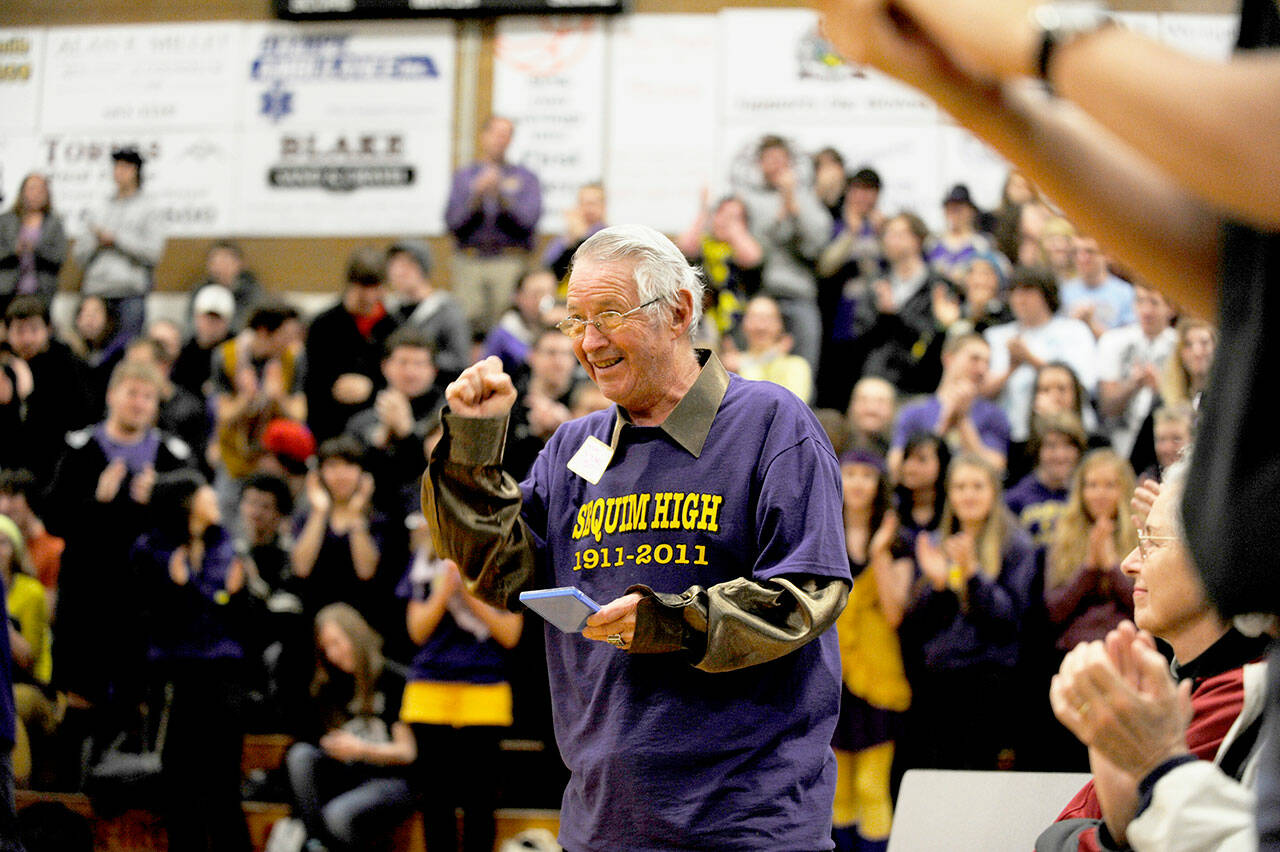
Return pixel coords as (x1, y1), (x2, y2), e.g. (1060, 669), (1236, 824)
(1161, 452), (1190, 542)
(571, 224), (705, 337)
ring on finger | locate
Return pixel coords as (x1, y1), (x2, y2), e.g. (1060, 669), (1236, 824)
(607, 633), (627, 649)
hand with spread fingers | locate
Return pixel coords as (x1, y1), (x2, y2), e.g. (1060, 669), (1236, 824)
(583, 593), (642, 650)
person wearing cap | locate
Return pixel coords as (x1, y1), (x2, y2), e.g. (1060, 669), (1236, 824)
(982, 266), (1097, 445)
(304, 247), (399, 443)
(444, 116), (543, 333)
(735, 134), (832, 373)
(73, 147), (166, 345)
(168, 286), (232, 402)
(185, 241), (262, 334)
(386, 239), (470, 384)
(926, 184), (994, 285)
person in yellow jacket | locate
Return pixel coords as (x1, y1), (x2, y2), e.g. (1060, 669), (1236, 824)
(832, 450), (911, 852)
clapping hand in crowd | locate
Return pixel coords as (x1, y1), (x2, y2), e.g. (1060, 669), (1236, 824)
(1087, 516), (1118, 570)
(95, 458), (129, 503)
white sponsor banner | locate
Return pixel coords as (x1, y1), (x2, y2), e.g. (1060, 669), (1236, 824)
(40, 24), (244, 132)
(239, 22), (456, 235)
(720, 8), (935, 128)
(236, 127), (444, 236)
(0, 29), (46, 135)
(606, 15), (719, 234)
(493, 16), (607, 234)
(1159, 13), (1238, 61)
(32, 132), (237, 240)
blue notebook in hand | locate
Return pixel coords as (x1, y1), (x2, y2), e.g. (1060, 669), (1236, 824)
(519, 587), (600, 632)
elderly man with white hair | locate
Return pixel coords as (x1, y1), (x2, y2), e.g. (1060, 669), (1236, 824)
(423, 224), (850, 852)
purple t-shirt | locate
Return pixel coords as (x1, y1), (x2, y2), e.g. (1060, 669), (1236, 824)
(93, 424), (161, 473)
(891, 396), (1011, 456)
(520, 375), (847, 851)
(1005, 473), (1070, 548)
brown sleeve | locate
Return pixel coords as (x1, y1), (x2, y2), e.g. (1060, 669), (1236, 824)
(420, 411), (539, 612)
(626, 575), (849, 673)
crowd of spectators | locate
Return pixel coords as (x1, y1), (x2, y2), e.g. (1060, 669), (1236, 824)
(0, 124), (1215, 851)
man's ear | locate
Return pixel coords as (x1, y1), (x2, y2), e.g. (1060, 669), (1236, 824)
(668, 289), (696, 339)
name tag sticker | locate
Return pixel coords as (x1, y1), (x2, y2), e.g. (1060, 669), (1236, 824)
(567, 435), (614, 485)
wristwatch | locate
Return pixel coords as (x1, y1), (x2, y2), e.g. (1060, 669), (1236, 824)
(1030, 2), (1116, 88)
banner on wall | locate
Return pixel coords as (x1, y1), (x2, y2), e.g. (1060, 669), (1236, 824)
(40, 24), (244, 132)
(720, 8), (935, 128)
(28, 132), (238, 240)
(605, 15), (720, 235)
(238, 22), (456, 236)
(493, 16), (607, 235)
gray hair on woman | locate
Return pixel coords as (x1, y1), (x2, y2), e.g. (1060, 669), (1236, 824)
(571, 224), (706, 336)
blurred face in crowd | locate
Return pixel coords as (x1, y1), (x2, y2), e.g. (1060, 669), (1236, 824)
(6, 316), (49, 361)
(570, 384), (611, 419)
(0, 492), (32, 530)
(943, 201), (975, 234)
(963, 259), (1001, 310)
(530, 331), (579, 396)
(20, 174), (49, 213)
(386, 252), (428, 297)
(1038, 431), (1082, 490)
(741, 297), (786, 353)
(1081, 458), (1124, 523)
(107, 377), (160, 436)
(844, 182), (879, 221)
(190, 484), (222, 529)
(479, 117), (514, 162)
(948, 462), (997, 526)
(148, 321), (182, 364)
(320, 457), (362, 504)
(881, 216), (922, 266)
(710, 198), (748, 241)
(382, 345), (436, 398)
(758, 144), (791, 188)
(849, 378), (895, 436)
(515, 270), (557, 325)
(318, 619), (357, 675)
(206, 247), (243, 287)
(1004, 172), (1035, 206)
(814, 152), (846, 204)
(240, 486), (284, 543)
(1034, 366), (1078, 417)
(1121, 479), (1210, 641)
(344, 281), (384, 317)
(76, 296), (110, 346)
(1155, 419), (1192, 470)
(1134, 284), (1176, 339)
(946, 338), (991, 386)
(1041, 225), (1076, 275)
(1074, 237), (1108, 284)
(1181, 325), (1216, 382)
(900, 441), (941, 492)
(841, 462), (879, 515)
(250, 324), (292, 361)
(578, 185), (606, 227)
(1009, 284), (1052, 327)
(113, 160), (139, 194)
(194, 311), (231, 348)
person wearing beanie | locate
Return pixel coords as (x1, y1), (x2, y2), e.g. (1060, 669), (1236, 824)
(386, 239), (470, 383)
(72, 147), (166, 345)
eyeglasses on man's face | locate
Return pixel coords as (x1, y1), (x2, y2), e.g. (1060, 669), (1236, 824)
(556, 298), (661, 339)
